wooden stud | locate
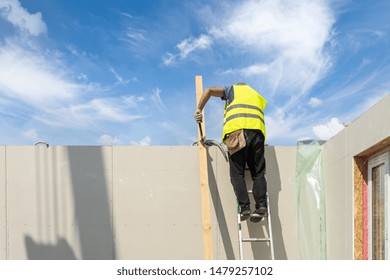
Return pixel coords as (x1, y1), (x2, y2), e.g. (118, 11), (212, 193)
(195, 75), (213, 260)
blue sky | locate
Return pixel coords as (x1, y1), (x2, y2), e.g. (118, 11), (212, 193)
(0, 0), (389, 146)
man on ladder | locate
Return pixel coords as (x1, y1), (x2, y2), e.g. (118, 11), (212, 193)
(194, 82), (268, 223)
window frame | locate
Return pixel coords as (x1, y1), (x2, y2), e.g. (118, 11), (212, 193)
(368, 151), (390, 260)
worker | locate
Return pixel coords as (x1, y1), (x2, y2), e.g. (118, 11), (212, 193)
(194, 83), (267, 223)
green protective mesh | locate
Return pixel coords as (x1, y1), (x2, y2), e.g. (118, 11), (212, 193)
(296, 140), (327, 259)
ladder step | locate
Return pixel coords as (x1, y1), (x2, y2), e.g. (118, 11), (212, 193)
(242, 238), (271, 242)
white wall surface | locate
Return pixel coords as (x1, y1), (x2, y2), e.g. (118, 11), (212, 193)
(323, 94), (390, 259)
(2, 95), (388, 260)
(0, 145), (298, 260)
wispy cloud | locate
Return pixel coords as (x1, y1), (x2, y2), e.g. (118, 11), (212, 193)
(124, 26), (149, 48)
(110, 67), (129, 85)
(309, 97), (322, 108)
(327, 69), (385, 103)
(177, 35), (213, 59)
(123, 95), (145, 108)
(343, 28), (387, 55)
(22, 128), (39, 140)
(35, 98), (146, 128)
(150, 87), (166, 111)
(118, 12), (152, 56)
(239, 64), (271, 76)
(341, 87), (390, 124)
(163, 34), (213, 65)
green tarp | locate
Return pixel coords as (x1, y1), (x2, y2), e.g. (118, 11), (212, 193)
(296, 140), (327, 259)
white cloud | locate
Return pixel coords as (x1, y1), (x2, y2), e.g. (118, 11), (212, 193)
(313, 117), (344, 140)
(309, 97), (322, 107)
(0, 0), (47, 36)
(130, 136), (151, 146)
(0, 45), (81, 106)
(210, 0), (334, 58)
(212, 0), (334, 93)
(22, 128), (38, 140)
(166, 0), (335, 104)
(98, 134), (121, 145)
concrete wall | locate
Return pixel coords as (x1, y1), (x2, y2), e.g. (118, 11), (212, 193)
(0, 145), (298, 260)
(323, 94), (390, 259)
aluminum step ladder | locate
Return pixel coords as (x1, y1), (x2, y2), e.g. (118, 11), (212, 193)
(237, 190), (274, 260)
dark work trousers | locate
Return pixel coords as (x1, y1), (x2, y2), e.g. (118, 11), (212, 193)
(229, 129), (267, 209)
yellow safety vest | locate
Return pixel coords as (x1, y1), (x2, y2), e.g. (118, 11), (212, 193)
(222, 84), (267, 143)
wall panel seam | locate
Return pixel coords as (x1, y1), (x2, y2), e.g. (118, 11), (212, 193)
(111, 146), (115, 260)
(4, 147), (8, 260)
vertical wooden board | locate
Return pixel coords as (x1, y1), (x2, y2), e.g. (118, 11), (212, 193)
(195, 76), (213, 259)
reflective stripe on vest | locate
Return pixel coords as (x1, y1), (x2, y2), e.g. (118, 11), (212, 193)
(225, 104), (263, 114)
(222, 85), (266, 142)
(224, 112), (264, 125)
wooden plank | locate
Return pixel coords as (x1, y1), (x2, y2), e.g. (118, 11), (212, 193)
(195, 75), (213, 260)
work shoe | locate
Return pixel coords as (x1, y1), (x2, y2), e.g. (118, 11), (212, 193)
(258, 206), (268, 217)
(249, 206), (267, 223)
(240, 205), (251, 221)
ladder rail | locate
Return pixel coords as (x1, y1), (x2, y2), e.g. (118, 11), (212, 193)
(266, 191), (275, 260)
(237, 208), (244, 260)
